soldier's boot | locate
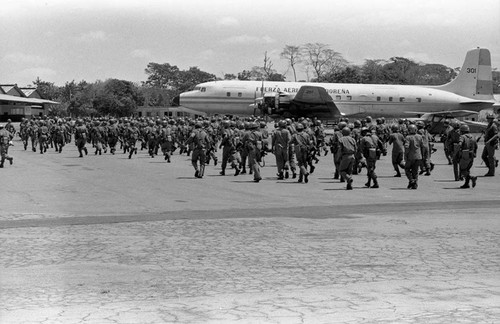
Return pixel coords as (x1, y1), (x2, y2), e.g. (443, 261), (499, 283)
(240, 167), (247, 175)
(371, 178), (379, 189)
(460, 176), (471, 189)
(111, 148), (115, 155)
(284, 171), (289, 179)
(199, 165), (205, 178)
(8, 157), (13, 165)
(298, 174), (303, 183)
(346, 178), (353, 190)
(128, 150), (133, 159)
(234, 166), (240, 176)
(220, 169), (225, 176)
(95, 149), (98, 155)
(0, 159), (4, 168)
(78, 150), (83, 158)
(333, 169), (339, 180)
(471, 176), (477, 188)
(304, 172), (309, 183)
(394, 170), (401, 177)
(277, 172), (284, 180)
(292, 171), (297, 179)
(412, 180), (418, 190)
(99, 149), (102, 155)
(340, 174), (345, 183)
(453, 164), (460, 181)
(365, 178), (371, 188)
(59, 147), (63, 153)
(407, 180), (413, 189)
(84, 147), (88, 155)
(24, 143), (27, 150)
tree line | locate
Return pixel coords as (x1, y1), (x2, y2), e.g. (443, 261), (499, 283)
(33, 43), (499, 117)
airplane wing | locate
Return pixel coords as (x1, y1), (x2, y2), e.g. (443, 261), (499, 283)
(289, 86), (343, 118)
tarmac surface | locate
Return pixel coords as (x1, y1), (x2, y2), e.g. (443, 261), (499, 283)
(1, 133), (499, 323)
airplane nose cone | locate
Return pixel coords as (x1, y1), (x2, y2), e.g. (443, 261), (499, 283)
(171, 95), (180, 106)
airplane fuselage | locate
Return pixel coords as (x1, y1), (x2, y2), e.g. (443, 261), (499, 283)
(178, 80), (493, 118)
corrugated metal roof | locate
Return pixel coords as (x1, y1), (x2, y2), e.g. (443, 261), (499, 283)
(20, 88), (37, 97)
(0, 93), (59, 104)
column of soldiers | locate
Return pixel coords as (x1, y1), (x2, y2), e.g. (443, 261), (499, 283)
(4, 114), (498, 191)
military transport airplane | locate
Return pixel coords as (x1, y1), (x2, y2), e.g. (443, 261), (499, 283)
(174, 48), (497, 119)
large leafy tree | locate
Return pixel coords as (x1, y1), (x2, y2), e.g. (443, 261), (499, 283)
(415, 64), (457, 85)
(33, 77), (60, 100)
(93, 79), (144, 117)
(360, 59), (388, 84)
(63, 80), (98, 117)
(176, 67), (215, 93)
(381, 57), (419, 85)
(144, 63), (180, 89)
(144, 63), (215, 92)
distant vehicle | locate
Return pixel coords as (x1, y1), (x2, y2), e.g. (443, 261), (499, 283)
(174, 48), (497, 120)
(406, 110), (488, 135)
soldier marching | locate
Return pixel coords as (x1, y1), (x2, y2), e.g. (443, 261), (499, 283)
(3, 114), (498, 191)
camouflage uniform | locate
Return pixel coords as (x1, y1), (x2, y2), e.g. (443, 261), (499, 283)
(0, 125), (13, 168)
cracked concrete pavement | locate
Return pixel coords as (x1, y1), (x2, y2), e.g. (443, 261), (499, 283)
(1, 136), (499, 323)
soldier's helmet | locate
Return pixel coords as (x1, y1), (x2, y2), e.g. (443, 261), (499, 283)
(194, 122), (203, 128)
(452, 121), (460, 129)
(338, 121), (347, 130)
(460, 124), (470, 133)
(486, 113), (495, 120)
(353, 120), (361, 127)
(341, 127), (351, 136)
(416, 121), (425, 128)
(391, 124), (399, 132)
(360, 127), (369, 135)
(278, 120), (286, 128)
(259, 121), (267, 128)
(295, 123), (304, 131)
(408, 124), (418, 134)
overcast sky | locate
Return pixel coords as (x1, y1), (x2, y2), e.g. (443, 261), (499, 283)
(1, 0), (499, 87)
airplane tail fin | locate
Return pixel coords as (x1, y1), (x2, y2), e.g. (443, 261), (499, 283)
(434, 48), (494, 100)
